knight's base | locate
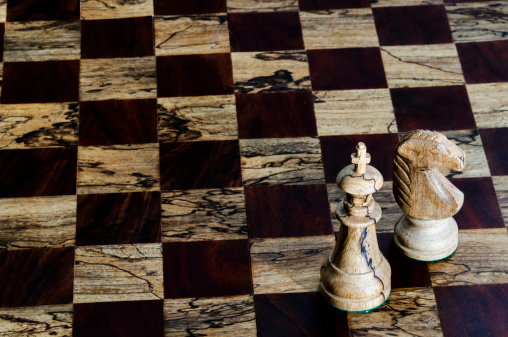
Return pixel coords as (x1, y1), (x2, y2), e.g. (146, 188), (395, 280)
(319, 281), (391, 313)
(394, 214), (459, 262)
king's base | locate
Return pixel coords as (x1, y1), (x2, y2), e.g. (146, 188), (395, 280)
(394, 214), (459, 262)
(319, 281), (391, 313)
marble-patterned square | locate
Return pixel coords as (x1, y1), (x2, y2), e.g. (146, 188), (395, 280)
(77, 143), (160, 195)
(155, 15), (230, 56)
(164, 296), (257, 336)
(7, 0), (79, 21)
(492, 176), (508, 226)
(0, 1), (5, 22)
(0, 304), (73, 336)
(4, 21), (80, 62)
(80, 57), (157, 101)
(231, 51), (311, 94)
(74, 300), (164, 337)
(80, 0), (154, 19)
(227, 0), (298, 13)
(228, 12), (304, 52)
(0, 196), (76, 250)
(446, 1), (508, 43)
(467, 83), (508, 128)
(348, 287), (443, 336)
(373, 5), (453, 46)
(240, 137), (325, 186)
(157, 95), (238, 142)
(438, 129), (490, 178)
(300, 9), (378, 49)
(0, 102), (78, 149)
(250, 235), (335, 294)
(456, 40), (508, 84)
(313, 89), (397, 136)
(74, 243), (164, 303)
(381, 44), (465, 88)
(161, 188), (248, 242)
(428, 229), (508, 286)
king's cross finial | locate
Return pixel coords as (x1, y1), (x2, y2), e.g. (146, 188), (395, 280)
(351, 142), (371, 175)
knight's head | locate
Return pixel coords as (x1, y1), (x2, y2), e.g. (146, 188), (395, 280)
(395, 130), (465, 171)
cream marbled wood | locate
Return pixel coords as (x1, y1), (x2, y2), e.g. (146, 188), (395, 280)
(320, 142), (391, 312)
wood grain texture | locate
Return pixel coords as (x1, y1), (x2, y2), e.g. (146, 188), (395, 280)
(327, 182), (402, 233)
(245, 184), (332, 238)
(164, 296), (257, 336)
(0, 1), (5, 22)
(161, 188), (248, 242)
(435, 130), (489, 178)
(313, 89), (397, 136)
(381, 44), (464, 88)
(80, 57), (157, 101)
(163, 240), (252, 298)
(446, 1), (508, 43)
(348, 287), (443, 337)
(492, 176), (508, 226)
(77, 192), (161, 246)
(480, 127), (508, 176)
(4, 21), (80, 62)
(299, 0), (370, 10)
(227, 0), (298, 12)
(428, 228), (508, 286)
(250, 235), (335, 294)
(6, 0), (79, 21)
(154, 0), (226, 15)
(0, 147), (77, 198)
(231, 51), (311, 94)
(155, 15), (229, 56)
(240, 137), (325, 186)
(456, 40), (508, 84)
(74, 300), (164, 337)
(0, 304), (73, 337)
(228, 12), (303, 52)
(467, 83), (508, 128)
(0, 196), (76, 250)
(77, 143), (160, 194)
(158, 95), (238, 142)
(160, 140), (242, 190)
(371, 0), (443, 6)
(74, 243), (164, 303)
(80, 0), (154, 19)
(0, 102), (78, 149)
(0, 247), (74, 308)
(254, 292), (350, 337)
(300, 9), (378, 49)
(434, 284), (508, 337)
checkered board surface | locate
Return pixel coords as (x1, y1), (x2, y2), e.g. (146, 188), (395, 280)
(0, 0), (507, 336)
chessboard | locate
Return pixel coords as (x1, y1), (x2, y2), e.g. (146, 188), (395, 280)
(0, 0), (507, 336)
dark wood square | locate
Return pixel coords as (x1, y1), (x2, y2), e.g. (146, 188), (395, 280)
(254, 292), (350, 337)
(157, 54), (233, 97)
(163, 240), (252, 298)
(81, 16), (154, 59)
(154, 0), (226, 15)
(320, 133), (399, 183)
(79, 99), (158, 146)
(391, 86), (477, 132)
(377, 233), (432, 289)
(245, 184), (332, 239)
(0, 247), (74, 308)
(480, 128), (508, 176)
(299, 0), (370, 10)
(2, 61), (79, 104)
(160, 140), (242, 190)
(373, 5), (453, 46)
(450, 177), (505, 230)
(6, 0), (79, 21)
(228, 12), (304, 52)
(0, 148), (77, 198)
(434, 284), (508, 337)
(307, 48), (387, 91)
(77, 192), (161, 246)
(456, 40), (508, 84)
(236, 92), (317, 139)
(74, 300), (165, 337)
(0, 23), (4, 63)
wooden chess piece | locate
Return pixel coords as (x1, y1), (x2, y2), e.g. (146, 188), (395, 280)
(320, 142), (391, 312)
(393, 130), (466, 262)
